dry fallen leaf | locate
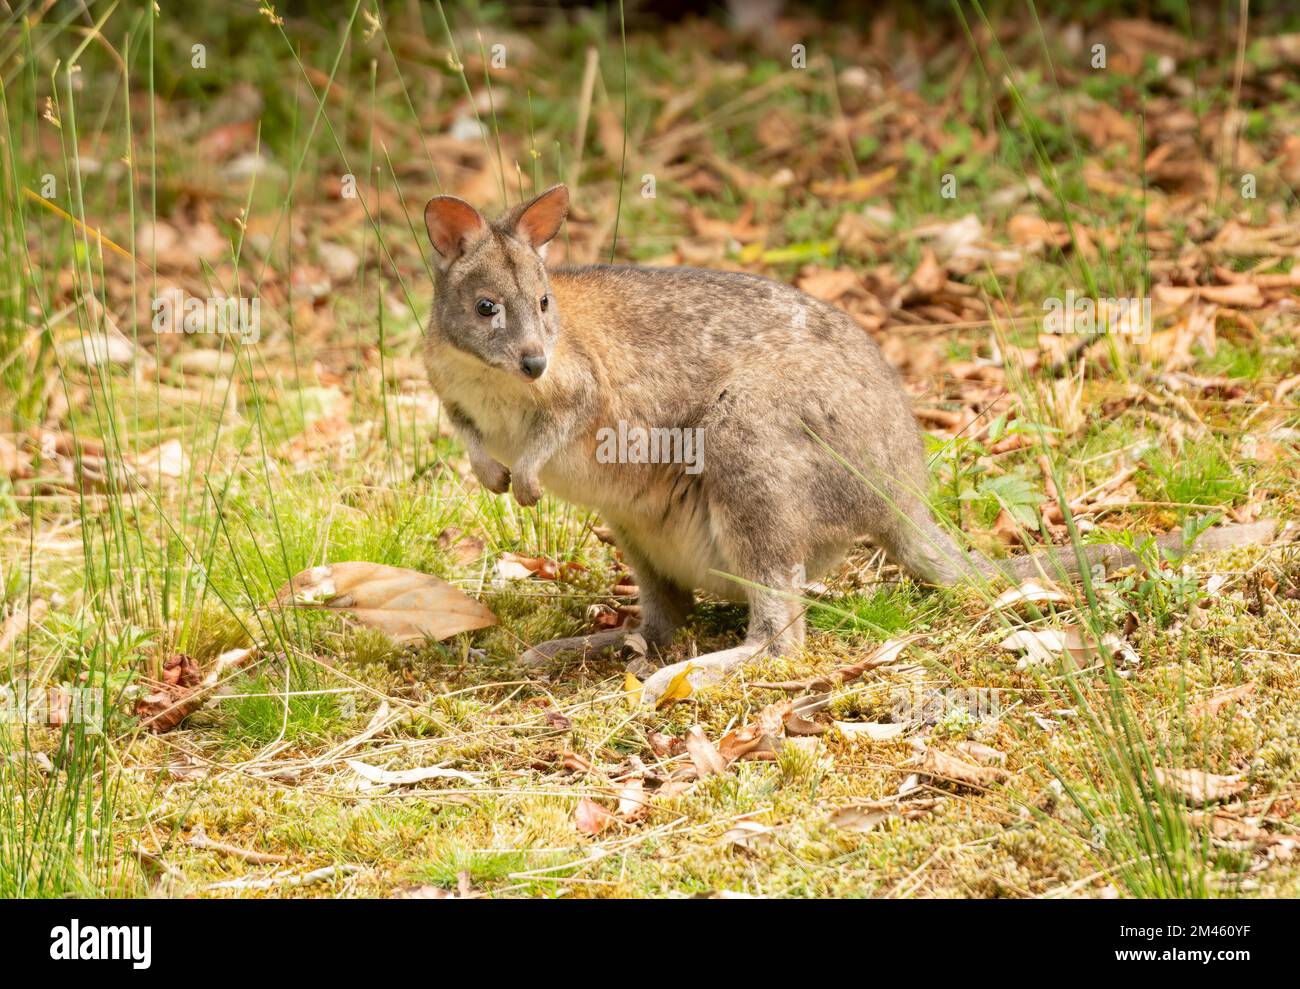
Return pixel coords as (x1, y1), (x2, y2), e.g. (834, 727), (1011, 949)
(999, 625), (1138, 669)
(920, 747), (1009, 788)
(136, 646), (258, 732)
(797, 266), (862, 303)
(913, 213), (1022, 275)
(956, 740), (1007, 767)
(0, 598), (50, 653)
(561, 751), (595, 774)
(908, 247), (946, 298)
(494, 556), (537, 580)
(273, 562), (496, 643)
(1187, 682), (1256, 719)
(718, 700), (790, 763)
(0, 435), (30, 479)
(495, 552), (560, 581)
(685, 725), (728, 777)
(653, 777), (696, 803)
(161, 652), (200, 688)
(436, 526), (486, 565)
(1142, 303), (1217, 372)
(830, 804), (894, 833)
(834, 721), (906, 742)
(1198, 282), (1264, 308)
(346, 759), (483, 787)
(60, 297), (142, 368)
(1273, 373), (1300, 403)
(617, 775), (649, 823)
(991, 580), (1068, 610)
(782, 693), (829, 736)
(132, 438), (189, 481)
(687, 202), (766, 244)
(830, 796), (945, 832)
(544, 706), (572, 731)
(721, 820), (775, 850)
(646, 731), (684, 758)
(1153, 767), (1247, 804)
(574, 796), (618, 836)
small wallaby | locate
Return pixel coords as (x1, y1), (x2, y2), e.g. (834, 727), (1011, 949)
(422, 185), (1275, 703)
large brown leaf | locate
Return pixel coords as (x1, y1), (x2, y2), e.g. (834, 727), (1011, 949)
(273, 562), (496, 643)
(685, 726), (728, 777)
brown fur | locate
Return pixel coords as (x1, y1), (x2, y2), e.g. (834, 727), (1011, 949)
(422, 186), (1276, 702)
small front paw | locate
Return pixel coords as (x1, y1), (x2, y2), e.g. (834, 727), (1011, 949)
(512, 472), (543, 507)
(473, 459), (511, 494)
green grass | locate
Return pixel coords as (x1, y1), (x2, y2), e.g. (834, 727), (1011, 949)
(809, 584), (937, 639)
(221, 672), (352, 746)
(1, 0), (1299, 899)
(1140, 447), (1248, 513)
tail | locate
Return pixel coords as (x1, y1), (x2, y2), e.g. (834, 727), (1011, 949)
(897, 515), (1279, 587)
(986, 519), (1278, 585)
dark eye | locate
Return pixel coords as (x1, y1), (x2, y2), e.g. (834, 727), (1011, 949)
(475, 299), (497, 318)
(539, 294), (549, 312)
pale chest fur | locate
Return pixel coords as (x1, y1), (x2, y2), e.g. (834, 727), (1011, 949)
(425, 342), (737, 598)
(546, 451), (736, 599)
(426, 343), (533, 463)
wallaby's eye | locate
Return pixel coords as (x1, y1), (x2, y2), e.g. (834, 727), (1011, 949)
(475, 298), (497, 318)
(539, 294), (549, 312)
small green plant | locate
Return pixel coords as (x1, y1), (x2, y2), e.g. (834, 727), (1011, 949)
(1139, 448), (1247, 514)
(1087, 514), (1218, 627)
(222, 672), (350, 746)
(936, 704), (977, 739)
(809, 583), (932, 638)
(928, 419), (1048, 531)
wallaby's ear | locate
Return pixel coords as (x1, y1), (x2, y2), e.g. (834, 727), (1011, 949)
(512, 185), (569, 256)
(424, 196), (487, 268)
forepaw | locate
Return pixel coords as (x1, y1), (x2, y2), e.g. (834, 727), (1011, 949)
(473, 458), (511, 495)
(512, 472), (543, 507)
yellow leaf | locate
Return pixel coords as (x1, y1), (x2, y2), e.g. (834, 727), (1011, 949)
(655, 662), (695, 709)
(623, 671), (642, 704)
(810, 165), (897, 202)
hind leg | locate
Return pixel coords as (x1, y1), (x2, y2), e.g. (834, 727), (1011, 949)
(520, 527), (692, 667)
(640, 475), (807, 706)
(640, 561), (805, 706)
(616, 535), (694, 654)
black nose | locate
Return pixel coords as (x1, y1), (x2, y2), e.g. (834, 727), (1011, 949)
(520, 354), (547, 379)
